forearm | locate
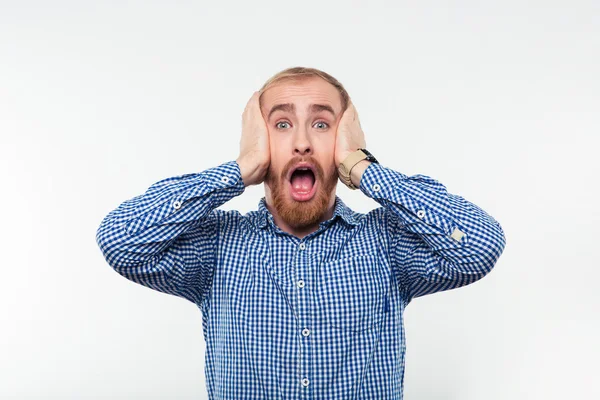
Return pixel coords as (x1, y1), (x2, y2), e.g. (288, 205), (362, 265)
(236, 156), (269, 188)
(359, 162), (505, 269)
(96, 160), (244, 271)
(350, 159), (372, 188)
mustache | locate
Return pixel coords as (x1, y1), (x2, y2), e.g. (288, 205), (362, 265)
(280, 155), (325, 182)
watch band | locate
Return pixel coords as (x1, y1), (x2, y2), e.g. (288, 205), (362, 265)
(338, 149), (376, 190)
(358, 148), (378, 164)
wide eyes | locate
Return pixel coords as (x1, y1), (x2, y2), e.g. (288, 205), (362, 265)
(275, 121), (330, 130)
(275, 121), (291, 129)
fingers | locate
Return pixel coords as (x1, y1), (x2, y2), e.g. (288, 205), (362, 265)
(251, 90), (260, 110)
(243, 91), (260, 119)
(341, 100), (357, 121)
(254, 91), (265, 121)
(351, 102), (358, 122)
(238, 90), (270, 186)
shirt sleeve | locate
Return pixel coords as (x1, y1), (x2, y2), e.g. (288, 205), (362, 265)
(95, 160), (245, 305)
(359, 162), (506, 305)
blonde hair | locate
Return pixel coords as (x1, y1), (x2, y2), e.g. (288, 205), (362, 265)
(258, 66), (350, 112)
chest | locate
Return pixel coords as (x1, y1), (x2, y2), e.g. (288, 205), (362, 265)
(209, 226), (394, 334)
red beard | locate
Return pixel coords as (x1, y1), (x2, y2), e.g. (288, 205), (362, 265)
(265, 155), (338, 229)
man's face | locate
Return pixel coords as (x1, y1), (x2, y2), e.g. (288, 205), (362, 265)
(260, 77), (342, 229)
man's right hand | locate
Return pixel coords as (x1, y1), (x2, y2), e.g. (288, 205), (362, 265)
(236, 91), (270, 187)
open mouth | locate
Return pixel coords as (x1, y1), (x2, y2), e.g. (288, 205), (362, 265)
(288, 164), (318, 201)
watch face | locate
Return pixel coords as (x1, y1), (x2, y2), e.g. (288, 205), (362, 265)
(339, 163), (350, 175)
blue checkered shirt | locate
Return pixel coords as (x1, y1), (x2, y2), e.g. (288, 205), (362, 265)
(96, 160), (506, 399)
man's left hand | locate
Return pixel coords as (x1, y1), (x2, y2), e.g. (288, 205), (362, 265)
(334, 100), (367, 167)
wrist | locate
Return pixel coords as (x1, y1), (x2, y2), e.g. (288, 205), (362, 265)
(236, 156), (267, 187)
(350, 159), (371, 188)
(236, 157), (253, 187)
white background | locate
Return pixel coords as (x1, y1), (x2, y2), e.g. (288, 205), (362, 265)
(1, 1), (598, 398)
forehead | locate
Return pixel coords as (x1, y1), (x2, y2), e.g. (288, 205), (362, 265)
(260, 77), (342, 116)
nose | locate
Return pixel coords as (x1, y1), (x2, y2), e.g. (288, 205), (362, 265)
(293, 129), (312, 156)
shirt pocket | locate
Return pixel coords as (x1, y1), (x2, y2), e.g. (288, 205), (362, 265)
(318, 254), (387, 333)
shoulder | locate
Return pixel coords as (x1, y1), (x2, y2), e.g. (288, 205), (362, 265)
(347, 204), (390, 228)
(346, 205), (405, 243)
(205, 208), (264, 234)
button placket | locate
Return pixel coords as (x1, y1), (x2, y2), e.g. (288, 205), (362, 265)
(295, 241), (312, 394)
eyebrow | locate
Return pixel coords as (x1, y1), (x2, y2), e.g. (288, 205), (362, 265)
(267, 103), (336, 120)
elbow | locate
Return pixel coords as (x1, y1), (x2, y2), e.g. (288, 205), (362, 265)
(491, 219), (507, 262)
(95, 218), (111, 263)
(478, 219), (507, 275)
(95, 216), (130, 272)
(96, 221), (118, 272)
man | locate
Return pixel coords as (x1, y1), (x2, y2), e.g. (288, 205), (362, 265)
(96, 67), (506, 399)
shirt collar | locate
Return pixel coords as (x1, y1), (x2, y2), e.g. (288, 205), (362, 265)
(256, 195), (358, 229)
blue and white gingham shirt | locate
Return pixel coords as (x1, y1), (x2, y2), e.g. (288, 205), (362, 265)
(96, 160), (506, 399)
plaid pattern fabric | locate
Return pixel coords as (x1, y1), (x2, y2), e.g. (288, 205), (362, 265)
(96, 160), (506, 399)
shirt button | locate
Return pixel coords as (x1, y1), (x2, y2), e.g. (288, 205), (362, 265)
(221, 176), (230, 184)
(302, 328), (310, 337)
(450, 227), (466, 242)
(301, 378), (310, 387)
(299, 243), (306, 250)
(417, 210), (425, 219)
(373, 184), (380, 192)
(173, 200), (182, 210)
(297, 280), (305, 288)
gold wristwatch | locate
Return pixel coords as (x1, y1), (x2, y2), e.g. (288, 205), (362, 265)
(338, 148), (379, 190)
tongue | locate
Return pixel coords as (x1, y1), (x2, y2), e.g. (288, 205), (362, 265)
(291, 171), (314, 193)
